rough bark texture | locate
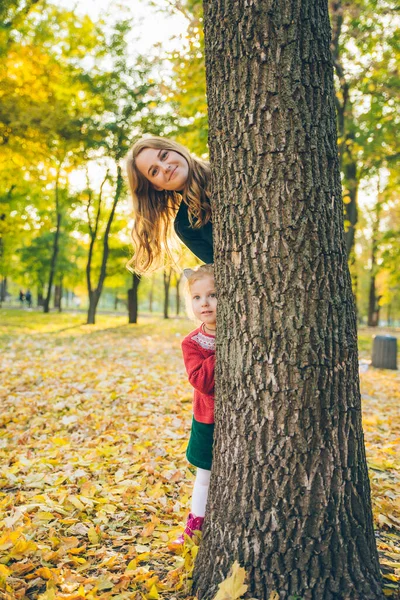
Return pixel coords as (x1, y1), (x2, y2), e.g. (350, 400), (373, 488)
(194, 1), (383, 599)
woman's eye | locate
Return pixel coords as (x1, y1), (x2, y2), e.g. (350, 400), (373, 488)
(193, 296), (200, 300)
(161, 151), (168, 160)
(151, 168), (158, 177)
(210, 293), (216, 298)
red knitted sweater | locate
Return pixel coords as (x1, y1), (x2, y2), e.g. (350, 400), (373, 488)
(181, 325), (215, 424)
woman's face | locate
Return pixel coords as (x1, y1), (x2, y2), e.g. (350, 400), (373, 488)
(135, 147), (189, 191)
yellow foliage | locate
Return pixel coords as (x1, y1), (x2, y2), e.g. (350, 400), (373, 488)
(0, 315), (399, 599)
(213, 561), (248, 600)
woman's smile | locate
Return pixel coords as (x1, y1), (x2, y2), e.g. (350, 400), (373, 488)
(135, 148), (189, 191)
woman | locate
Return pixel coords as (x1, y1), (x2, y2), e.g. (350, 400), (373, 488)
(126, 136), (213, 273)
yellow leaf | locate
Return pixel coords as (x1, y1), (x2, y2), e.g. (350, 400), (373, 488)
(35, 567), (53, 580)
(9, 538), (37, 559)
(0, 564), (11, 579)
(383, 562), (400, 570)
(125, 559), (137, 572)
(37, 589), (56, 600)
(147, 584), (159, 599)
(68, 546), (86, 555)
(67, 496), (85, 511)
(378, 514), (394, 528)
(141, 523), (156, 537)
(87, 528), (99, 545)
(137, 552), (151, 563)
(35, 511), (54, 522)
(51, 437), (69, 446)
(96, 577), (114, 591)
(213, 561), (248, 600)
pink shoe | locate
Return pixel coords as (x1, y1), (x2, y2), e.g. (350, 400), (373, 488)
(174, 513), (204, 545)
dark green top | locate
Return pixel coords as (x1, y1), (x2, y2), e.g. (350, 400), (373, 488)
(174, 201), (214, 264)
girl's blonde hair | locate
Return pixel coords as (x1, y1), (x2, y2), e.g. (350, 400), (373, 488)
(184, 264), (215, 321)
(126, 136), (212, 274)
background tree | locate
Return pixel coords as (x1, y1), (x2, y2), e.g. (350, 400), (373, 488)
(128, 272), (141, 324)
(330, 0), (399, 260)
(193, 0), (384, 598)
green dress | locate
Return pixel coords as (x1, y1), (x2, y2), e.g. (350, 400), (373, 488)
(186, 416), (214, 471)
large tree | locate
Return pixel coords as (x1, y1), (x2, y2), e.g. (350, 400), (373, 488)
(193, 0), (383, 598)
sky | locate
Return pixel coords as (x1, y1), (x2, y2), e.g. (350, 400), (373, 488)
(55, 0), (189, 54)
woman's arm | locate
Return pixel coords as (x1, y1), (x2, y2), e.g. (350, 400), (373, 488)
(174, 202), (214, 263)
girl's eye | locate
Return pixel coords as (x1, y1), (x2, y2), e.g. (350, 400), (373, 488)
(161, 151), (168, 160)
(151, 167), (158, 177)
(210, 293), (216, 298)
(193, 296), (200, 300)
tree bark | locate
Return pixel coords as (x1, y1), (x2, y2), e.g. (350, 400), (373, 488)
(0, 276), (7, 303)
(367, 201), (382, 328)
(86, 167), (121, 325)
(128, 272), (141, 324)
(175, 272), (182, 316)
(163, 268), (172, 319)
(44, 168), (62, 314)
(149, 273), (155, 312)
(330, 0), (358, 259)
(194, 1), (383, 598)
(54, 282), (62, 311)
(343, 160), (358, 257)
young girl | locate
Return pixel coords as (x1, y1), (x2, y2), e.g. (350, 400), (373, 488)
(173, 264), (216, 544)
(125, 136), (214, 272)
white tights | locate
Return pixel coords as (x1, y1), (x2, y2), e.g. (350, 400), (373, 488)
(191, 467), (211, 517)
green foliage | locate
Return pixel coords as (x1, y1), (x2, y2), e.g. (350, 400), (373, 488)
(163, 0), (208, 156)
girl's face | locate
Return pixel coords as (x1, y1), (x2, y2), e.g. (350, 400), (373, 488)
(135, 147), (189, 191)
(190, 276), (217, 329)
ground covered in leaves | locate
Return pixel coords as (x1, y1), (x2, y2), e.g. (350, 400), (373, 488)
(0, 311), (399, 599)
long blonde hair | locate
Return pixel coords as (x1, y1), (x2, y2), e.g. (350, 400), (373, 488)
(126, 136), (212, 274)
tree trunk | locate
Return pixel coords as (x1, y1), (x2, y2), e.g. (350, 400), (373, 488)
(0, 276), (7, 302)
(194, 1), (383, 599)
(37, 287), (44, 307)
(128, 272), (141, 324)
(387, 303), (391, 326)
(44, 169), (62, 314)
(54, 285), (61, 310)
(58, 278), (63, 312)
(367, 202), (382, 328)
(330, 0), (358, 260)
(343, 160), (358, 258)
(368, 275), (380, 327)
(163, 268), (172, 319)
(87, 292), (98, 325)
(175, 272), (182, 316)
(149, 273), (155, 312)
(86, 167), (121, 325)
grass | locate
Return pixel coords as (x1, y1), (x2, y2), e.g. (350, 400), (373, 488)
(1, 309), (398, 362)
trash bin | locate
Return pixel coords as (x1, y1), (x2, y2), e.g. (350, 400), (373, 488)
(371, 335), (397, 370)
